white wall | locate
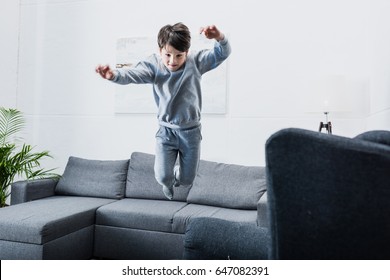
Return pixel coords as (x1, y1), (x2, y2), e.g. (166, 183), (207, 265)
(1, 0), (389, 174)
(0, 0), (19, 109)
(367, 0), (390, 129)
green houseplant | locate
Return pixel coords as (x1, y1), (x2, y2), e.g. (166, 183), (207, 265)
(0, 107), (56, 207)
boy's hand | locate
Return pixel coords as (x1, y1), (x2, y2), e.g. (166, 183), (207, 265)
(200, 25), (225, 41)
(95, 64), (115, 80)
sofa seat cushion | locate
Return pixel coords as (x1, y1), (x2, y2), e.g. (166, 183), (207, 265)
(96, 198), (188, 233)
(172, 204), (258, 234)
(56, 157), (129, 199)
(0, 196), (115, 244)
(187, 159), (267, 210)
(126, 152), (190, 201)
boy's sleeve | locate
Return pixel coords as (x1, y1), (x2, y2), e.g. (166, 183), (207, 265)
(196, 37), (232, 75)
(111, 55), (157, 85)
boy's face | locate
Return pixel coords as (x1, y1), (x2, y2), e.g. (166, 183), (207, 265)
(160, 44), (188, 72)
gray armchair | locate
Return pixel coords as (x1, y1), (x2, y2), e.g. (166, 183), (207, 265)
(265, 128), (390, 259)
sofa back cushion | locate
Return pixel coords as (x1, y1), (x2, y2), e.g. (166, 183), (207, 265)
(125, 152), (190, 201)
(187, 159), (267, 210)
(56, 157), (129, 199)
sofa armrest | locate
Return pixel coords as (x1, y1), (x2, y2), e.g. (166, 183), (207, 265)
(11, 178), (59, 205)
(184, 217), (269, 260)
(257, 191), (268, 227)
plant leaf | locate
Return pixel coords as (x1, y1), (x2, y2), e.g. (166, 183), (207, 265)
(0, 107), (25, 146)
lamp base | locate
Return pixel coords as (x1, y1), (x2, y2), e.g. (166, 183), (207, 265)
(318, 112), (332, 134)
(319, 121), (332, 134)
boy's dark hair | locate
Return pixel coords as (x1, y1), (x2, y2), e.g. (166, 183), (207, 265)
(158, 22), (191, 52)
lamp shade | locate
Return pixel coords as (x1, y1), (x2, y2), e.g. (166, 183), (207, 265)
(306, 75), (353, 113)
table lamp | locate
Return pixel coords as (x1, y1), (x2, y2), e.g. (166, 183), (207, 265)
(307, 75), (352, 134)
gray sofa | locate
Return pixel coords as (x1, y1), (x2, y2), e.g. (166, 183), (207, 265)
(0, 152), (268, 260)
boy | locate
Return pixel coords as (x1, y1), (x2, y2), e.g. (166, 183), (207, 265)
(96, 23), (231, 200)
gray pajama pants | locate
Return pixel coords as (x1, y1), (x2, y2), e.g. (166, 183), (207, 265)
(154, 125), (202, 189)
